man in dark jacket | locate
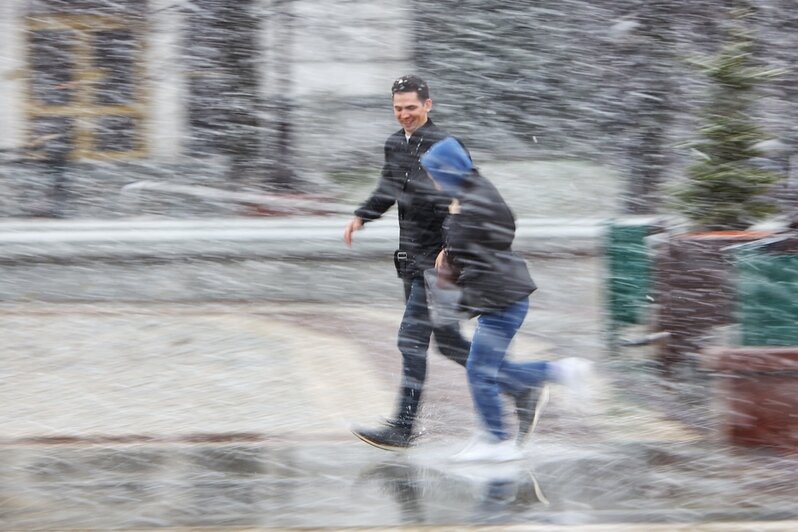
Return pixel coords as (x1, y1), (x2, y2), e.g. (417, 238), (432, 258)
(344, 75), (473, 449)
(344, 76), (551, 450)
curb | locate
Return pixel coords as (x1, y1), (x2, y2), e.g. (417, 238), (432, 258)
(0, 216), (662, 262)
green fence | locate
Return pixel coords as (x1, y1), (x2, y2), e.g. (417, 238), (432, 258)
(605, 223), (653, 328)
(735, 249), (798, 346)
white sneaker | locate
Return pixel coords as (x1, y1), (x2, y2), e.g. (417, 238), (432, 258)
(450, 433), (523, 463)
(551, 357), (595, 398)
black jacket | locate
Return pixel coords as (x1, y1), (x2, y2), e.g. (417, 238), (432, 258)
(355, 120), (457, 278)
(444, 170), (537, 314)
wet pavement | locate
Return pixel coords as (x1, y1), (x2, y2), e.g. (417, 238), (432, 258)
(0, 256), (797, 530)
(2, 439), (797, 530)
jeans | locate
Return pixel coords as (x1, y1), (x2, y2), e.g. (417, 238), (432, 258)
(394, 280), (548, 435)
(394, 278), (470, 428)
(467, 297), (550, 441)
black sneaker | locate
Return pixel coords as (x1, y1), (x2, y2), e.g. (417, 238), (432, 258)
(513, 384), (550, 444)
(352, 421), (416, 451)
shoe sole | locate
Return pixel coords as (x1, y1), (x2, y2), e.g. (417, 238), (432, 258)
(449, 453), (524, 464)
(351, 429), (412, 452)
(529, 384), (550, 435)
(517, 384), (550, 444)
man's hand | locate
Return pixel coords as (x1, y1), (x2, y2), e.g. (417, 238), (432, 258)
(343, 216), (364, 247)
(434, 249), (448, 271)
(434, 249), (458, 286)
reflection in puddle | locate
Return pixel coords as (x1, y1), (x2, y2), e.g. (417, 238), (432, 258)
(354, 454), (550, 526)
(0, 440), (796, 529)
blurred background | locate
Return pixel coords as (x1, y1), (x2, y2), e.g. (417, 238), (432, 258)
(0, 0), (796, 218)
(0, 1), (797, 530)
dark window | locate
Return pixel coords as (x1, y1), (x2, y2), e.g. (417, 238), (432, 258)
(92, 30), (137, 105)
(94, 116), (139, 152)
(184, 0), (261, 157)
(29, 30), (76, 106)
(30, 116), (75, 162)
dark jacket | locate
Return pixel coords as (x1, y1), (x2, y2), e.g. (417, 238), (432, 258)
(355, 120), (459, 278)
(444, 170), (537, 314)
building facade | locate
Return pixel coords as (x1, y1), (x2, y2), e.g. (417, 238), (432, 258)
(0, 0), (412, 217)
(1, 0), (796, 218)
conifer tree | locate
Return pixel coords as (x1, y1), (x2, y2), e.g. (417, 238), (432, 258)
(675, 4), (781, 230)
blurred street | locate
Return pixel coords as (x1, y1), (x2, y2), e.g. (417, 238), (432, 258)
(2, 0), (798, 529)
(1, 253), (797, 530)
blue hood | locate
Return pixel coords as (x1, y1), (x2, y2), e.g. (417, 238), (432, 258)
(420, 137), (473, 195)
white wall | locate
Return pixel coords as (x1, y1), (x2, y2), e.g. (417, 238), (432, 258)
(0, 0), (26, 151)
(290, 0), (412, 98)
(260, 0), (415, 175)
(146, 0), (186, 163)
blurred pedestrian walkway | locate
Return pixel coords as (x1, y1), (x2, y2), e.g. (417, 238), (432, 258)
(0, 301), (796, 530)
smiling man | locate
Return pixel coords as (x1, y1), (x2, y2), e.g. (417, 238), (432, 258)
(343, 75), (474, 449)
(392, 86), (432, 137)
(343, 75), (551, 451)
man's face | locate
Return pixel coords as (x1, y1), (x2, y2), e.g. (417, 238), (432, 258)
(393, 91), (432, 135)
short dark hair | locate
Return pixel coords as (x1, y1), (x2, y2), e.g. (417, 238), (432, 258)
(391, 74), (430, 101)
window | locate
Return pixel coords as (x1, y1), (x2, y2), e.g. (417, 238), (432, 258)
(25, 8), (146, 160)
(184, 0), (261, 156)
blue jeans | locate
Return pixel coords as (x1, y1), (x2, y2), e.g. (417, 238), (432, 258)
(467, 297), (550, 441)
(395, 281), (548, 435)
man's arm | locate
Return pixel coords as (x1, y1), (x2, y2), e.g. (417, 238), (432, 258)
(343, 144), (399, 246)
(353, 144), (399, 221)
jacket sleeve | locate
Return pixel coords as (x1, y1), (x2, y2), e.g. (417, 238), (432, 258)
(354, 144), (399, 222)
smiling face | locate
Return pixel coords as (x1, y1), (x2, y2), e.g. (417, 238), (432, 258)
(392, 91), (432, 136)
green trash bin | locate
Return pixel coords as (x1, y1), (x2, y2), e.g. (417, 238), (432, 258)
(605, 221), (656, 330)
(734, 237), (798, 346)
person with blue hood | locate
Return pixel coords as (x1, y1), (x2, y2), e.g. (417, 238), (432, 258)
(421, 137), (593, 462)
